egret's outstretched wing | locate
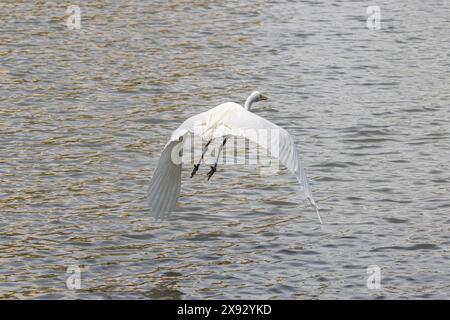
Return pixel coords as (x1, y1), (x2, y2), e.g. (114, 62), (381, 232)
(222, 108), (322, 223)
(148, 108), (214, 219)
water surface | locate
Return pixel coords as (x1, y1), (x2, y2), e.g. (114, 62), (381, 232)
(0, 0), (449, 299)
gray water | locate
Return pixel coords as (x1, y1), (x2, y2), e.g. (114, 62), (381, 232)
(1, 0), (449, 299)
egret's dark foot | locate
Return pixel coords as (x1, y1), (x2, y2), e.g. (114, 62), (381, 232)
(191, 164), (199, 178)
(206, 164), (217, 181)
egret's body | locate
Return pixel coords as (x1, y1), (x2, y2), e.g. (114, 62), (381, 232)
(148, 91), (322, 223)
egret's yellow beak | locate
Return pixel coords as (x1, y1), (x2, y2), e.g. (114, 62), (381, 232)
(260, 94), (268, 101)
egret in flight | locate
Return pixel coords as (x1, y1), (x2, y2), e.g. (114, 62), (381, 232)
(148, 91), (322, 223)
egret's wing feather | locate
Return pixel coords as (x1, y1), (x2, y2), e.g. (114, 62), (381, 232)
(168, 108), (215, 143)
(216, 107), (322, 223)
(168, 102), (243, 143)
(148, 109), (213, 219)
(147, 140), (183, 219)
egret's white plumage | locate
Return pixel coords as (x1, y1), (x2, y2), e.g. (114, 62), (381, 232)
(148, 91), (322, 223)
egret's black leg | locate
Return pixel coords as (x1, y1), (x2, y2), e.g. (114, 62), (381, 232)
(191, 139), (212, 178)
(207, 137), (227, 181)
(206, 163), (217, 181)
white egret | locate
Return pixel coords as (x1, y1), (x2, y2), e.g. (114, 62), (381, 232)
(147, 91), (322, 223)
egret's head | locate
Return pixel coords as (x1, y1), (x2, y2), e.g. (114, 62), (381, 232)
(252, 91), (269, 102)
(244, 91), (268, 110)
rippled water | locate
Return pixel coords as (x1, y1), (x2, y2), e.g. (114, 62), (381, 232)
(1, 1), (449, 299)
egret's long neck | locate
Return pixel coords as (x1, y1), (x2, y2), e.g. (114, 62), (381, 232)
(244, 94), (257, 110)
